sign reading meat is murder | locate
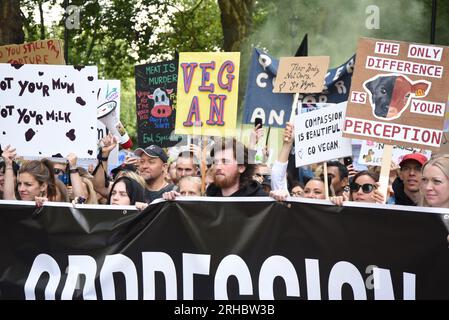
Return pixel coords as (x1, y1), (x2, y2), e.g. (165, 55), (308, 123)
(343, 37), (449, 150)
(0, 63), (98, 159)
(295, 102), (352, 167)
(135, 60), (182, 148)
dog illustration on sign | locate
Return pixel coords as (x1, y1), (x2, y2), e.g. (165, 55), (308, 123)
(363, 74), (431, 120)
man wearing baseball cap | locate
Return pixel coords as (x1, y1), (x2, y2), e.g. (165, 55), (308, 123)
(134, 145), (174, 203)
(392, 153), (428, 206)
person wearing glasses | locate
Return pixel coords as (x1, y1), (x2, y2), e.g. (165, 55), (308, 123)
(330, 170), (384, 205)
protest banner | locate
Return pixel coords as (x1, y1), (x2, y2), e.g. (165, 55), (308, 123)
(243, 48), (354, 128)
(294, 102), (352, 167)
(0, 198), (449, 300)
(358, 140), (432, 166)
(175, 52), (240, 137)
(0, 63), (98, 159)
(0, 39), (65, 65)
(135, 60), (182, 148)
(343, 38), (449, 151)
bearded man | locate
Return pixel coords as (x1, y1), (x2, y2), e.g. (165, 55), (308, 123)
(206, 138), (267, 197)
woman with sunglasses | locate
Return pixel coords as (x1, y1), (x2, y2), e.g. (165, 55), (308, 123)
(419, 155), (449, 208)
(331, 170), (384, 205)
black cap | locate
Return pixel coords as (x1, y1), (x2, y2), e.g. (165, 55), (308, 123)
(111, 163), (137, 179)
(134, 145), (168, 163)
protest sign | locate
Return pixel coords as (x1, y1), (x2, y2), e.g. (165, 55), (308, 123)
(175, 52), (240, 137)
(0, 64), (98, 159)
(135, 60), (182, 148)
(273, 56), (329, 93)
(344, 38), (449, 151)
(243, 48), (354, 128)
(294, 102), (352, 167)
(0, 39), (65, 65)
(358, 140), (431, 166)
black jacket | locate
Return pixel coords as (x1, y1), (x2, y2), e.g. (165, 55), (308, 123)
(206, 181), (268, 197)
(392, 177), (416, 206)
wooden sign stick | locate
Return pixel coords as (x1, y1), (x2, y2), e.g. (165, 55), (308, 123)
(200, 136), (207, 195)
(378, 144), (393, 204)
(323, 161), (329, 200)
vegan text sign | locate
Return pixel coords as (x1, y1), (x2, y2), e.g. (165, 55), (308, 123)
(294, 102), (352, 166)
(0, 39), (65, 65)
(344, 38), (449, 150)
(0, 64), (98, 159)
(175, 52), (240, 137)
(273, 56), (329, 93)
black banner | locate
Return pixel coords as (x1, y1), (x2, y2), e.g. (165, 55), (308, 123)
(0, 199), (449, 300)
(135, 60), (183, 148)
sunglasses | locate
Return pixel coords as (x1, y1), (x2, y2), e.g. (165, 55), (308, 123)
(53, 168), (64, 175)
(349, 182), (376, 194)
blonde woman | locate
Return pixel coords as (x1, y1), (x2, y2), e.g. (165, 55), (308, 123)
(420, 154), (449, 208)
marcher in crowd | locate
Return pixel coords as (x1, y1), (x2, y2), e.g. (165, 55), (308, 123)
(393, 153), (428, 206)
(420, 154), (449, 208)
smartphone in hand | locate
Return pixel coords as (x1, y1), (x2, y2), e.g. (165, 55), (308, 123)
(254, 117), (263, 128)
(343, 156), (353, 166)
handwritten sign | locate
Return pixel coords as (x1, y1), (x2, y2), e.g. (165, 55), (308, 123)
(358, 140), (431, 166)
(0, 39), (65, 65)
(0, 63), (97, 159)
(344, 38), (449, 151)
(273, 56), (329, 93)
(175, 52), (240, 137)
(294, 102), (352, 167)
(135, 60), (182, 147)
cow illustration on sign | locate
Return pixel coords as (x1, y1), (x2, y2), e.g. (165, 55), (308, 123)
(363, 74), (430, 120)
(148, 88), (173, 118)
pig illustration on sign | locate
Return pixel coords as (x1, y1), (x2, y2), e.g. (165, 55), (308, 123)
(363, 74), (430, 120)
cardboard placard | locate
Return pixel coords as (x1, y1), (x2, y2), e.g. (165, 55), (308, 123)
(135, 60), (182, 148)
(294, 102), (352, 167)
(343, 38), (449, 151)
(273, 56), (329, 93)
(243, 49), (354, 128)
(0, 39), (65, 65)
(0, 63), (97, 159)
(175, 52), (240, 137)
(358, 140), (431, 166)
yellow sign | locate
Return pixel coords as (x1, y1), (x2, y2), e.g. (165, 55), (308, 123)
(175, 52), (240, 136)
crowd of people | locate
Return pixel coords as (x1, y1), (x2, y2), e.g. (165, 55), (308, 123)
(1, 122), (449, 212)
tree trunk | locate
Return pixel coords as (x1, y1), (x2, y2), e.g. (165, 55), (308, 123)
(217, 0), (254, 52)
(0, 0), (25, 45)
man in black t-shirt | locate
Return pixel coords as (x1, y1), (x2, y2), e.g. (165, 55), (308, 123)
(134, 145), (174, 203)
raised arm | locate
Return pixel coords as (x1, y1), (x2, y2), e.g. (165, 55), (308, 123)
(271, 122), (294, 191)
(1, 145), (17, 200)
(92, 134), (118, 197)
